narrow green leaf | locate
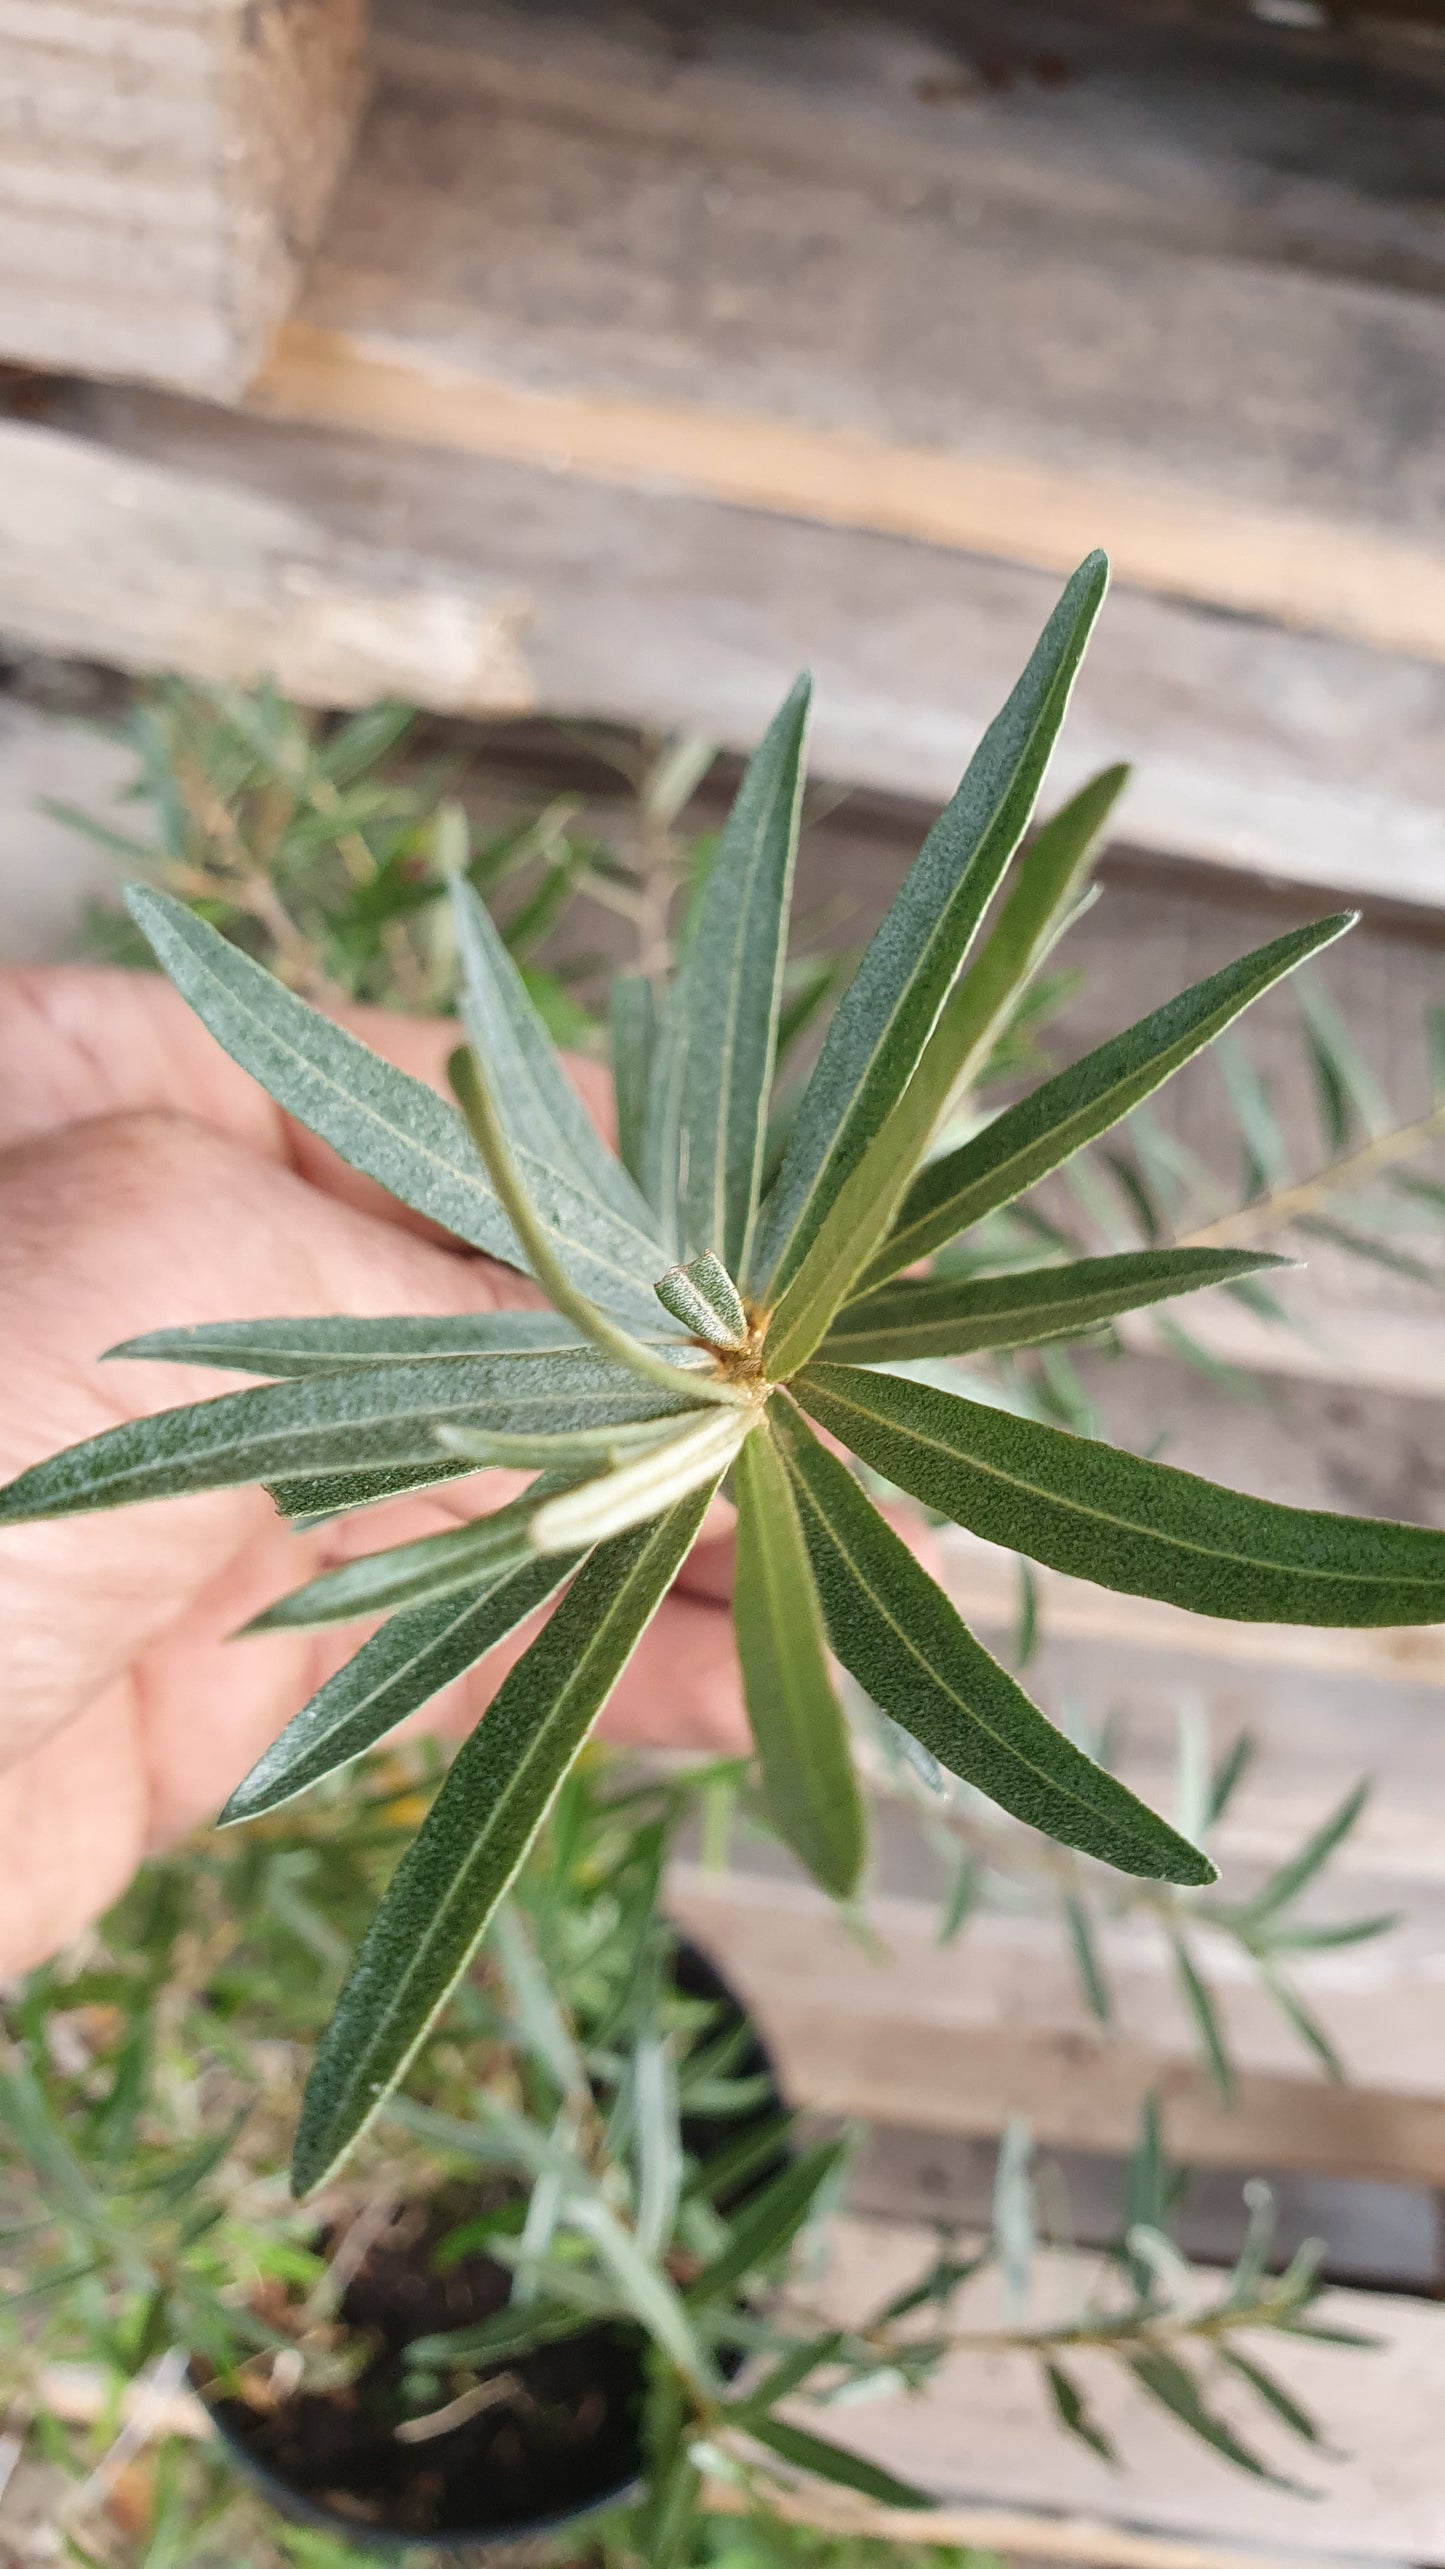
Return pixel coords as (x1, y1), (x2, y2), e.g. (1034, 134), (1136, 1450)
(1127, 2352), (1298, 2489)
(861, 914), (1354, 1290)
(245, 1487), (571, 1631)
(822, 1249), (1290, 1365)
(0, 1350), (699, 1525)
(1167, 1929), (1234, 2104)
(528, 1407), (752, 1555)
(434, 1414), (690, 1470)
(752, 556), (1110, 1309)
(1044, 2358), (1118, 2466)
(688, 2140), (849, 2309)
(732, 1423), (867, 1902)
(451, 872), (662, 1246)
(772, 1399), (1213, 1884)
(1205, 1730), (1256, 1828)
(107, 1309), (585, 1377)
(1295, 1213), (1441, 1289)
(267, 1458), (474, 1524)
(938, 1849), (983, 1945)
(124, 885), (517, 1258)
(223, 1560), (574, 1821)
(611, 974), (658, 1188)
(654, 1252), (750, 1351)
(745, 2415), (933, 2511)
(292, 1490), (715, 2192)
(1063, 1894), (1112, 2023)
(1218, 2348), (1325, 2448)
(673, 676), (811, 1274)
(406, 2297), (596, 2371)
(1230, 1782), (1370, 1930)
(1258, 1967), (1346, 2082)
(794, 1362), (1445, 1628)
(450, 1041), (742, 1410)
(732, 2329), (848, 2413)
(870, 763), (1128, 1171)
(1295, 974), (1389, 1154)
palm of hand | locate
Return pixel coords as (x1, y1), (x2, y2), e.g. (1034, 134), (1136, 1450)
(0, 969), (743, 1969)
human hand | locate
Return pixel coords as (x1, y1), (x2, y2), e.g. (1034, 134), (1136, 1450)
(0, 966), (746, 1971)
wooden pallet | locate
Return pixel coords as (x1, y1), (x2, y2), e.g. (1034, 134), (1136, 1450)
(0, 0), (368, 396)
(2, 0), (1443, 901)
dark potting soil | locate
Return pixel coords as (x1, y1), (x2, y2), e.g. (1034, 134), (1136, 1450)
(211, 1942), (785, 2541)
(212, 2192), (646, 2539)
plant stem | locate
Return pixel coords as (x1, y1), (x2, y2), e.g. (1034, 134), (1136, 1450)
(1183, 1100), (1445, 1248)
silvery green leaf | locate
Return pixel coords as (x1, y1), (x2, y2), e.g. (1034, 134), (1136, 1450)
(266, 1459), (474, 1525)
(527, 1407), (751, 1555)
(124, 886), (513, 1258)
(823, 1248), (1291, 1364)
(673, 676), (811, 1274)
(245, 1488), (568, 1630)
(796, 1360), (1445, 1627)
(0, 1350), (700, 1524)
(859, 762), (1129, 1185)
(863, 914), (1354, 1290)
(108, 1309), (584, 1378)
(771, 1397), (1213, 1885)
(689, 2140), (851, 2308)
(751, 554), (1109, 1310)
(733, 1422), (866, 1902)
(653, 1251), (750, 1350)
(434, 1414), (692, 1470)
(451, 873), (662, 1243)
(221, 1558), (573, 1820)
(611, 974), (657, 1188)
(293, 1489), (715, 2193)
(1127, 2352), (1298, 2490)
(745, 2416), (931, 2510)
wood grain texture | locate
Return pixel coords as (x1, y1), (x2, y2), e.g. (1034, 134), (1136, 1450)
(0, 0), (369, 394)
(765, 2213), (1445, 2560)
(56, 381), (1445, 910)
(242, 0), (1445, 660)
(0, 418), (535, 711)
(671, 1862), (1445, 2187)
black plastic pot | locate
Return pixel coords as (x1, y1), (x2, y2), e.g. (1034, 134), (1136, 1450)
(201, 1939), (786, 2564)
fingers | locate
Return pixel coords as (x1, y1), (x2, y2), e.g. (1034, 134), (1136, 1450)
(0, 1109), (513, 1766)
(0, 965), (616, 1208)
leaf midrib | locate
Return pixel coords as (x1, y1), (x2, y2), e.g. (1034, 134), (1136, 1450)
(805, 1372), (1439, 1596)
(157, 904), (672, 1317)
(781, 1419), (1138, 1829)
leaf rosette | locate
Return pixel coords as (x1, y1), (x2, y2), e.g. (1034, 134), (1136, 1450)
(6, 551), (1440, 2192)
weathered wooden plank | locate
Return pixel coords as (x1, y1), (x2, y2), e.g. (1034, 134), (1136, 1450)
(0, 419), (535, 713)
(239, 0), (1445, 662)
(670, 1864), (1445, 2188)
(0, 0), (369, 396)
(53, 383), (1445, 910)
(766, 2213), (1445, 2562)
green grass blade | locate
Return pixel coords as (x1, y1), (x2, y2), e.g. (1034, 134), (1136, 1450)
(452, 874), (662, 1244)
(733, 1421), (867, 1901)
(822, 1248), (1291, 1364)
(751, 555), (1109, 1308)
(0, 1349), (702, 1524)
(611, 974), (658, 1189)
(106, 1310), (586, 1378)
(222, 1558), (574, 1821)
(796, 1361), (1445, 1628)
(673, 676), (811, 1274)
(291, 1489), (715, 2193)
(124, 885), (514, 1259)
(771, 1398), (1212, 1885)
(862, 914), (1355, 1290)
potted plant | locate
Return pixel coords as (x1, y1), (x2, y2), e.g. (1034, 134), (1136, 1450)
(5, 548), (1443, 2209)
(2, 1746), (1355, 2565)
